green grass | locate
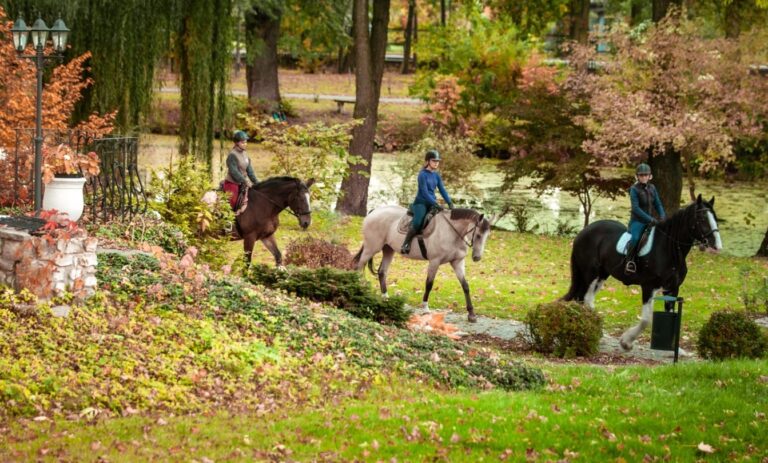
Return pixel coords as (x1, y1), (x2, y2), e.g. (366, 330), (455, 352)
(3, 360), (766, 461)
(241, 210), (768, 343)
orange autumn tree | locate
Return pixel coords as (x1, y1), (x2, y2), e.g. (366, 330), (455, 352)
(0, 6), (115, 206)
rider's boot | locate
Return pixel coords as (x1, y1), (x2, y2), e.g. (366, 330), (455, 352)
(624, 243), (637, 274)
(400, 228), (418, 254)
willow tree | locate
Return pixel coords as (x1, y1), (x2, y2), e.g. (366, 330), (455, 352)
(3, 0), (234, 172)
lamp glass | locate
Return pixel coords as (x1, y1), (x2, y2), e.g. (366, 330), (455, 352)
(11, 17), (29, 52)
(50, 18), (70, 52)
(30, 18), (50, 49)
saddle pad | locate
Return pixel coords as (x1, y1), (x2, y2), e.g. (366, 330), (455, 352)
(397, 213), (439, 237)
(616, 227), (655, 257)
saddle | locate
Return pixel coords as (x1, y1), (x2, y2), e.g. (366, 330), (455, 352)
(397, 207), (441, 237)
(616, 227), (656, 257)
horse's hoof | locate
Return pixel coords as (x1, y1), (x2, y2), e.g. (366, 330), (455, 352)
(421, 302), (429, 311)
(467, 314), (477, 323)
(619, 338), (633, 351)
(381, 293), (389, 299)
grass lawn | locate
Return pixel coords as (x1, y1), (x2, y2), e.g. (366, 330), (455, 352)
(3, 361), (766, 461)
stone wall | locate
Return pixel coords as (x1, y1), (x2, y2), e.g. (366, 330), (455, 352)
(0, 226), (98, 299)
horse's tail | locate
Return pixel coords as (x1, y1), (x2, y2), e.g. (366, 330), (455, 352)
(561, 250), (583, 302)
(352, 245), (377, 275)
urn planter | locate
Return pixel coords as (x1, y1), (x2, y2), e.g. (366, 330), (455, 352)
(43, 175), (87, 221)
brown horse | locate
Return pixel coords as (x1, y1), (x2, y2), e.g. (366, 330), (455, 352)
(235, 176), (314, 266)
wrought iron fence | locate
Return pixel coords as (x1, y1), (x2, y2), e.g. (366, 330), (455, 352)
(1, 129), (147, 222)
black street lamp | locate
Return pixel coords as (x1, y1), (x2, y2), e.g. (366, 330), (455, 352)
(11, 15), (70, 213)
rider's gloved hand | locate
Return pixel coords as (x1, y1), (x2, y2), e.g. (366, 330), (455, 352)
(649, 218), (658, 226)
(448, 202), (454, 210)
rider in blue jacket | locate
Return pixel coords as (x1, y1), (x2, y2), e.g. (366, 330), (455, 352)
(625, 162), (666, 273)
(401, 150), (454, 254)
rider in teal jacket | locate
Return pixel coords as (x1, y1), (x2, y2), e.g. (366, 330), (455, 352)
(401, 150), (454, 254)
(626, 162), (666, 273)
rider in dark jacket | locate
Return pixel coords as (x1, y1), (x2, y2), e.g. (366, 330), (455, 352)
(626, 162), (666, 273)
(401, 149), (454, 254)
(222, 130), (259, 210)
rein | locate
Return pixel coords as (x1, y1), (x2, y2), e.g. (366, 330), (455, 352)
(250, 185), (312, 218)
(441, 213), (480, 247)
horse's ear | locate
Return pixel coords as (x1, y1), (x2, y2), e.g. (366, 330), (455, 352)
(709, 196), (715, 206)
(696, 194), (702, 204)
(478, 213), (484, 222)
(305, 178), (315, 188)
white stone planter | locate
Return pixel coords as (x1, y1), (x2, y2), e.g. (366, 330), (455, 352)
(43, 176), (87, 221)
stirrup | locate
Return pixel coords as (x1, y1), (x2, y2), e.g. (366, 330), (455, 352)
(625, 260), (636, 274)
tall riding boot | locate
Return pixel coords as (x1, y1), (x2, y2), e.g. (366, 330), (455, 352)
(625, 243), (637, 274)
(400, 228), (419, 254)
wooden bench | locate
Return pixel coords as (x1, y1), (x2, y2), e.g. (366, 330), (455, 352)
(333, 97), (356, 113)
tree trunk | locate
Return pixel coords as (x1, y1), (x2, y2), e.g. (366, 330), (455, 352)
(244, 6), (282, 112)
(756, 226), (768, 258)
(629, 0), (643, 26)
(335, 0), (390, 216)
(724, 0), (745, 39)
(440, 0), (447, 26)
(401, 0), (415, 74)
(648, 146), (683, 215)
(568, 0), (591, 44)
(652, 0), (682, 22)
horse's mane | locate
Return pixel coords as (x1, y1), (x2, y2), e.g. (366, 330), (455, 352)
(449, 208), (480, 221)
(656, 201), (700, 256)
(255, 176), (300, 189)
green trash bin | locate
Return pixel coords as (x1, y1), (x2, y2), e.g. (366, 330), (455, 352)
(650, 296), (684, 363)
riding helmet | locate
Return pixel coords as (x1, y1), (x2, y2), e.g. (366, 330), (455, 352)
(636, 163), (652, 175)
(233, 130), (249, 143)
(424, 149), (441, 162)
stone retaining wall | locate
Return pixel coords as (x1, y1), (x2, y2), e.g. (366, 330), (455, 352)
(0, 226), (98, 299)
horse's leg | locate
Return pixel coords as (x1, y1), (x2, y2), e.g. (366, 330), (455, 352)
(260, 235), (283, 267)
(583, 277), (606, 309)
(450, 258), (477, 323)
(377, 245), (395, 297)
(243, 234), (257, 268)
(619, 285), (661, 351)
(421, 260), (441, 311)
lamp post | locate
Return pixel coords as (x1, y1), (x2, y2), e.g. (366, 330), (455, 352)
(11, 15), (69, 213)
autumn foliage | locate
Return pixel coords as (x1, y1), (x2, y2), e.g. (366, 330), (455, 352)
(0, 6), (115, 206)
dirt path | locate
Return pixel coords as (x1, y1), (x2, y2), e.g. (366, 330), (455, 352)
(412, 307), (696, 363)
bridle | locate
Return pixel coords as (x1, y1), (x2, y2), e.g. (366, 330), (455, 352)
(251, 183), (312, 218)
(442, 212), (484, 247)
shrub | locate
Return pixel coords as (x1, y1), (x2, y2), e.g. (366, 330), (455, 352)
(90, 215), (189, 256)
(697, 310), (768, 360)
(284, 236), (355, 270)
(525, 300), (603, 358)
(247, 264), (411, 326)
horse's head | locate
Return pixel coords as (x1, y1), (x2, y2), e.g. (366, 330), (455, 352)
(288, 178), (314, 229)
(471, 214), (492, 262)
(693, 195), (722, 253)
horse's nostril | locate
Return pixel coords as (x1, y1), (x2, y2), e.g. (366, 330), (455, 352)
(473, 256), (481, 262)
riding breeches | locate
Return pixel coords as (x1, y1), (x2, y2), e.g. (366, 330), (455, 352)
(409, 202), (429, 232)
(628, 220), (647, 247)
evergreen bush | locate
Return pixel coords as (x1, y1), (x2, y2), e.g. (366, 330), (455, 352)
(697, 310), (768, 360)
(247, 264), (411, 326)
(525, 300), (603, 358)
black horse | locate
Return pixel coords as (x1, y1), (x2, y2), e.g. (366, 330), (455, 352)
(563, 195), (722, 351)
(235, 176), (314, 267)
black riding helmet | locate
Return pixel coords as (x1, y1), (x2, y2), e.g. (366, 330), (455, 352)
(424, 149), (441, 162)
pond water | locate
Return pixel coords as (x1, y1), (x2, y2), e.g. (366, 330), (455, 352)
(137, 136), (766, 258)
(366, 153), (768, 258)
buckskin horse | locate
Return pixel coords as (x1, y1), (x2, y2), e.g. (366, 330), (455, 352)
(562, 195), (722, 350)
(233, 176), (314, 267)
(352, 205), (491, 322)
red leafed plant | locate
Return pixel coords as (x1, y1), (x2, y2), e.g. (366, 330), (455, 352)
(42, 144), (100, 184)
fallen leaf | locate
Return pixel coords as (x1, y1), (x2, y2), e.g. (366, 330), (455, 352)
(697, 442), (715, 454)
